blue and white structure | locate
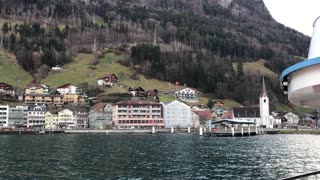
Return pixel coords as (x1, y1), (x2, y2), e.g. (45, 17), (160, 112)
(281, 17), (320, 108)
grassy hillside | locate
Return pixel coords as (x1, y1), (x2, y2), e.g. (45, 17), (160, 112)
(43, 53), (173, 91)
(43, 52), (235, 106)
(233, 59), (278, 79)
(0, 50), (33, 90)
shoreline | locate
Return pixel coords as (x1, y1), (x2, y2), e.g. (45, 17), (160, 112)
(1, 129), (320, 135)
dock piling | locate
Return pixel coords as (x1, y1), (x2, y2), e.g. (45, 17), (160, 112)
(152, 126), (156, 134)
(199, 127), (203, 136)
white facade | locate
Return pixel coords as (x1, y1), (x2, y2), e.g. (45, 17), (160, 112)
(27, 105), (47, 128)
(0, 105), (9, 127)
(163, 100), (199, 128)
(175, 88), (198, 102)
(57, 84), (82, 95)
(97, 79), (105, 86)
(58, 109), (77, 129)
(259, 95), (269, 127)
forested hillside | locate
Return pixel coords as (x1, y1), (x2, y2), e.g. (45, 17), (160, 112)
(0, 0), (310, 107)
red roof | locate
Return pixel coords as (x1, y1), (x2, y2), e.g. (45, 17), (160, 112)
(0, 82), (15, 90)
(91, 103), (107, 112)
(192, 110), (212, 120)
(26, 83), (43, 89)
(101, 73), (118, 79)
(116, 98), (160, 105)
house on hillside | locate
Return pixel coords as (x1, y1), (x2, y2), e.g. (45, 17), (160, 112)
(25, 83), (50, 95)
(57, 84), (82, 95)
(51, 65), (65, 72)
(0, 82), (16, 97)
(97, 73), (118, 86)
(175, 88), (198, 103)
(24, 94), (63, 107)
(213, 100), (224, 107)
(146, 89), (158, 99)
(128, 87), (146, 97)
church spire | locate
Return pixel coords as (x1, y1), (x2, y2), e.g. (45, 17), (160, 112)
(261, 76), (267, 97)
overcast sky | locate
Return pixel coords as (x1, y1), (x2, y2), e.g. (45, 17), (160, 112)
(263, 0), (320, 36)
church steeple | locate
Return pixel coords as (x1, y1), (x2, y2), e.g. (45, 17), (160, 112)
(260, 76), (267, 97)
(259, 76), (271, 128)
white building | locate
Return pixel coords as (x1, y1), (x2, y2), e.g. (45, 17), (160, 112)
(0, 105), (9, 127)
(27, 105), (47, 128)
(58, 109), (77, 129)
(163, 100), (199, 128)
(175, 88), (198, 102)
(56, 84), (82, 95)
(259, 77), (272, 128)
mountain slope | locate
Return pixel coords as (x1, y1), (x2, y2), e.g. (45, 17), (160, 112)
(0, 0), (311, 107)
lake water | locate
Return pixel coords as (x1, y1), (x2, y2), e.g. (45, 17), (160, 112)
(0, 134), (320, 179)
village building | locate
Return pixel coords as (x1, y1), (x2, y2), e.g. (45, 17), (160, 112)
(146, 89), (158, 99)
(260, 77), (272, 128)
(57, 84), (82, 95)
(51, 65), (64, 72)
(88, 103), (113, 129)
(113, 99), (164, 128)
(128, 87), (146, 97)
(97, 73), (118, 86)
(45, 110), (59, 129)
(63, 94), (80, 104)
(57, 109), (77, 129)
(0, 105), (9, 127)
(163, 100), (199, 128)
(25, 83), (50, 94)
(27, 105), (47, 128)
(192, 110), (212, 127)
(281, 112), (300, 127)
(175, 88), (198, 103)
(24, 94), (63, 106)
(8, 106), (28, 128)
(74, 109), (89, 128)
(0, 82), (16, 98)
(233, 106), (261, 124)
(213, 100), (224, 108)
(45, 109), (79, 129)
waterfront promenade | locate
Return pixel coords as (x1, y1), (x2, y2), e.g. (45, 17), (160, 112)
(2, 128), (320, 136)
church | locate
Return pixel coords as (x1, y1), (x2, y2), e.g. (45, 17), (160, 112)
(232, 77), (272, 128)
